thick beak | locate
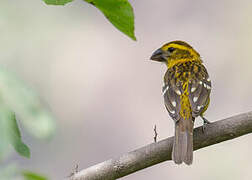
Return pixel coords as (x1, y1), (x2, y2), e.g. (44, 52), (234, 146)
(150, 48), (164, 62)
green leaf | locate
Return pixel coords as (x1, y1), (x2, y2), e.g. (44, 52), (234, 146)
(22, 171), (48, 180)
(0, 165), (49, 180)
(43, 0), (74, 5)
(0, 105), (30, 158)
(8, 113), (30, 158)
(84, 0), (136, 40)
(0, 68), (56, 139)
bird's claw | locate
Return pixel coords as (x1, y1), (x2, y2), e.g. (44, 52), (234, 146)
(201, 116), (211, 133)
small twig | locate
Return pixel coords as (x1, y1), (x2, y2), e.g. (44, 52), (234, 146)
(153, 125), (158, 143)
(69, 164), (79, 179)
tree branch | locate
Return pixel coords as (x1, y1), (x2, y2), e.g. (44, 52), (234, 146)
(70, 111), (252, 180)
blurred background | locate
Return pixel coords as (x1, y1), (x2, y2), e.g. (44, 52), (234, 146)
(1, 0), (252, 179)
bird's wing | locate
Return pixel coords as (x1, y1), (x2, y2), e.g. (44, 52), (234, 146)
(163, 70), (183, 122)
(187, 64), (211, 117)
(163, 63), (211, 119)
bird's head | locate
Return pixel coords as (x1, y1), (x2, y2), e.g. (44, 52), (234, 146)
(150, 41), (201, 68)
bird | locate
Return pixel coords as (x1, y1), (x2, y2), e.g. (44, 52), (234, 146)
(150, 41), (211, 165)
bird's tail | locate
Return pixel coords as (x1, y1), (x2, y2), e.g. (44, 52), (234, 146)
(172, 116), (194, 165)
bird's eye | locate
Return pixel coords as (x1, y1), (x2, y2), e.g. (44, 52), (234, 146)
(168, 47), (175, 53)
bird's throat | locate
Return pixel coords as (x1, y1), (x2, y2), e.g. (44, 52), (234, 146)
(167, 58), (201, 69)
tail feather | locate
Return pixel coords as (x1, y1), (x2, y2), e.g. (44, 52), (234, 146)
(172, 117), (194, 165)
(172, 123), (183, 164)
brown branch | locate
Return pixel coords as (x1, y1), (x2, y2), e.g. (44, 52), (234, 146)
(70, 111), (252, 180)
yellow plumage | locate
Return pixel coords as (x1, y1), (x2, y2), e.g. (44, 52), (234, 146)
(150, 41), (211, 165)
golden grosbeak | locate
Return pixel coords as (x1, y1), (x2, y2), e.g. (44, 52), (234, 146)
(150, 41), (211, 165)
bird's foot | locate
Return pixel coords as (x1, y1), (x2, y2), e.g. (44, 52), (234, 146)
(201, 116), (211, 133)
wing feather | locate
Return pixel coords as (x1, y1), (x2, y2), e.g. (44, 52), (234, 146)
(163, 62), (211, 119)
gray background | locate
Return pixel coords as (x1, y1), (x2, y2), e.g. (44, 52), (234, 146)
(1, 0), (252, 179)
